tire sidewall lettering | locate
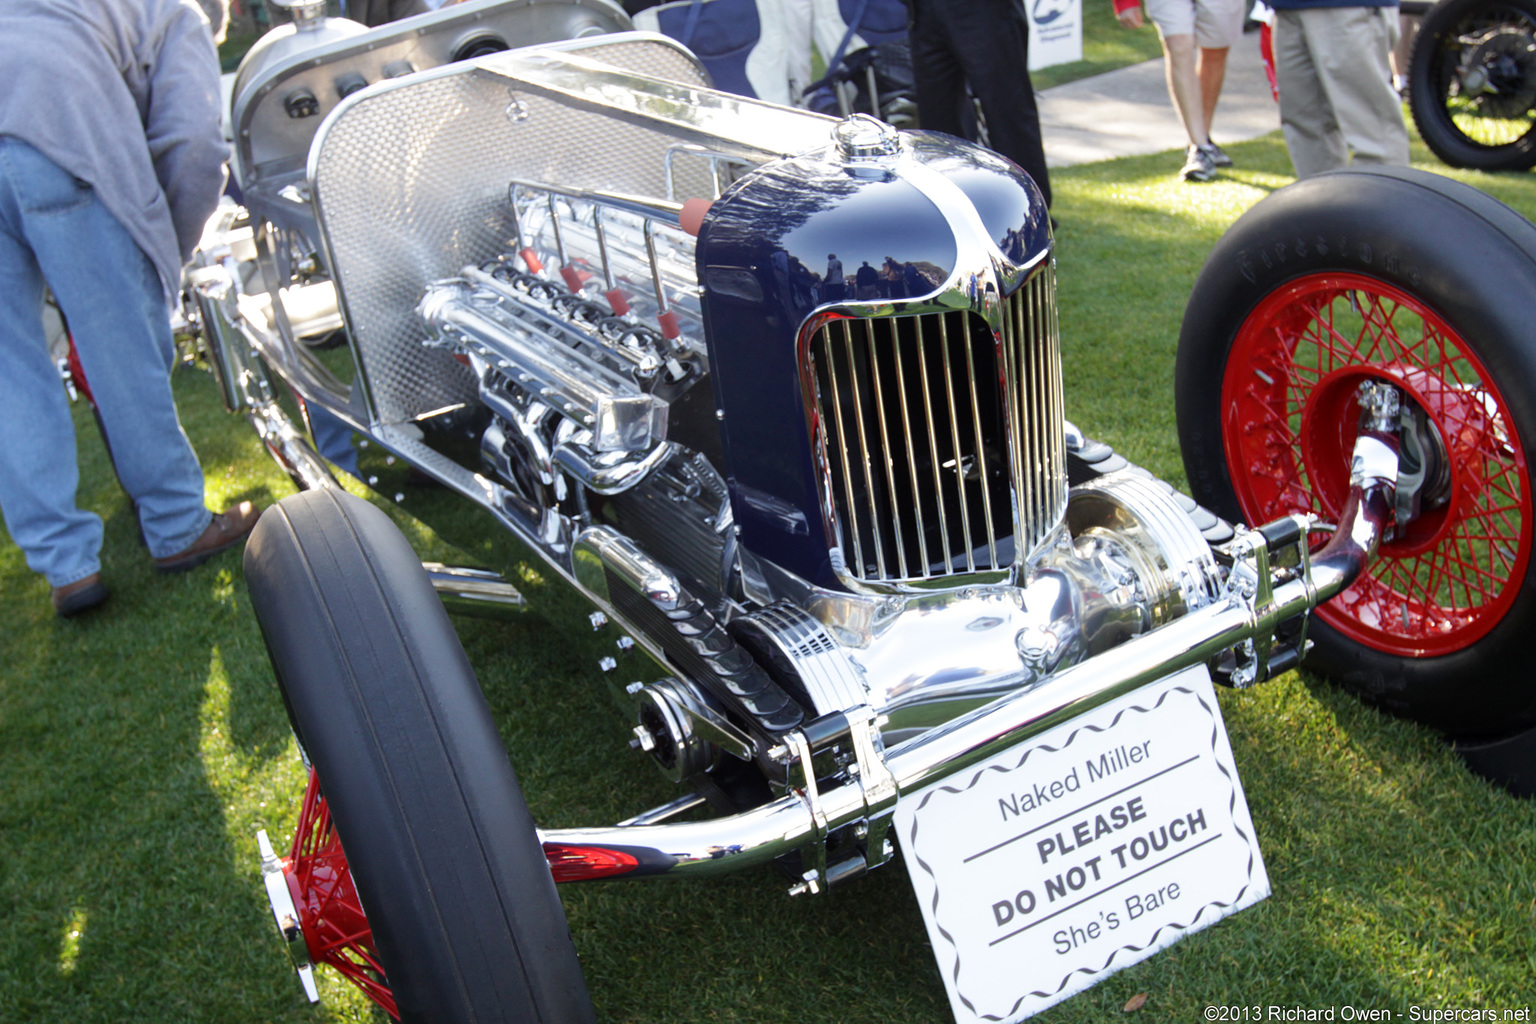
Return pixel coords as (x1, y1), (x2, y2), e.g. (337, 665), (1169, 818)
(1234, 235), (1402, 289)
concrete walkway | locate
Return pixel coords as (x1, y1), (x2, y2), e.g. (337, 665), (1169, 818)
(1038, 33), (1280, 167)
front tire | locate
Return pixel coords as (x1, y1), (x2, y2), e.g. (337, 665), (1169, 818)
(1408, 0), (1536, 170)
(1177, 167), (1536, 738)
(244, 488), (595, 1024)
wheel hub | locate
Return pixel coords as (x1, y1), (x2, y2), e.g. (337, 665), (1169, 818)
(1463, 28), (1536, 116)
(1298, 362), (1465, 557)
(269, 770), (399, 1018)
(256, 829), (320, 1003)
(1222, 272), (1532, 657)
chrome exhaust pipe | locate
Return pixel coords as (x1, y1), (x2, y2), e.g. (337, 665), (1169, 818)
(191, 253), (342, 493)
(248, 401), (340, 494)
(424, 563), (527, 618)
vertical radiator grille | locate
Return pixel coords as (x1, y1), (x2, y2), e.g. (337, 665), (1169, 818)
(806, 266), (1065, 585)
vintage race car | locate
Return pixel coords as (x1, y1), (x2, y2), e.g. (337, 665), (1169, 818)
(187, 0), (1536, 1020)
(1408, 0), (1536, 171)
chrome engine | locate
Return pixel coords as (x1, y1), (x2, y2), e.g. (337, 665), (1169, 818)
(398, 90), (1235, 760)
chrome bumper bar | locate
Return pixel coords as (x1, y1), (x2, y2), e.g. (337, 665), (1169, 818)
(542, 424), (1399, 884)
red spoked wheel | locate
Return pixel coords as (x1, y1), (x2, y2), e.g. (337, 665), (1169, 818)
(245, 489), (596, 1023)
(285, 770), (398, 1018)
(273, 768), (638, 1016)
(1221, 273), (1532, 657)
(1177, 167), (1536, 736)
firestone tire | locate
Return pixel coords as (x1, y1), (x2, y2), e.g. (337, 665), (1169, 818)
(243, 488), (595, 1024)
(1408, 0), (1536, 171)
(1176, 167), (1536, 739)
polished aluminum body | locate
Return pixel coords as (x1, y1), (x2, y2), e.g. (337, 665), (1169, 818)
(232, 0), (634, 196)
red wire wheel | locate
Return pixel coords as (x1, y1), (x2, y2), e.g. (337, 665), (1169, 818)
(285, 770), (398, 1018)
(277, 768), (634, 1015)
(1222, 272), (1532, 657)
(1177, 168), (1536, 738)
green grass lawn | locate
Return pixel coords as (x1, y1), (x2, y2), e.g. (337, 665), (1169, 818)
(4, 129), (1536, 1024)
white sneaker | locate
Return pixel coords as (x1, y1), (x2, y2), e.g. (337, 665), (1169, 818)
(1181, 144), (1216, 182)
(1201, 142), (1234, 168)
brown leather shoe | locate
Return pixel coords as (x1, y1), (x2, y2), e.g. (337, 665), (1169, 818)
(154, 502), (262, 573)
(52, 573), (110, 618)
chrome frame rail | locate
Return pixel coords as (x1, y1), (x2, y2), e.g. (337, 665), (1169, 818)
(541, 420), (1400, 882)
(189, 256), (343, 494)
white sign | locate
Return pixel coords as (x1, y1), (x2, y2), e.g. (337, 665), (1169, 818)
(895, 665), (1269, 1023)
(1027, 0), (1083, 71)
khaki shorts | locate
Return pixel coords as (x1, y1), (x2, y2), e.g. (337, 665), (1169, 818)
(1143, 0), (1245, 47)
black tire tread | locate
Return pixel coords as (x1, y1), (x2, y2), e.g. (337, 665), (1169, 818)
(1408, 0), (1536, 171)
(244, 488), (594, 1024)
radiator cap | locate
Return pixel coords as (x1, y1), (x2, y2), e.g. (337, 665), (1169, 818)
(834, 114), (901, 162)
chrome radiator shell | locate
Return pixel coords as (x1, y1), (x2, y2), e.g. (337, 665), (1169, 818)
(803, 264), (1066, 587)
(694, 128), (1056, 593)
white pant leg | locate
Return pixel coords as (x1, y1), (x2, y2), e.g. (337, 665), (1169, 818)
(1276, 7), (1350, 176)
(1308, 6), (1409, 167)
(781, 0), (815, 100)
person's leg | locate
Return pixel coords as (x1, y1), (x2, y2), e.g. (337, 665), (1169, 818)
(1198, 46), (1229, 139)
(1145, 0), (1211, 148)
(1311, 6), (1410, 166)
(1391, 10), (1421, 91)
(1161, 32), (1210, 148)
(909, 0), (970, 139)
(307, 404), (359, 478)
(0, 139), (103, 588)
(1191, 0), (1244, 141)
(8, 139), (213, 561)
(1274, 8), (1349, 176)
(778, 0), (814, 101)
(936, 0), (1053, 207)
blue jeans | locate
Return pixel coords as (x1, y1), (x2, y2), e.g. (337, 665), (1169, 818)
(307, 404), (360, 478)
(0, 137), (210, 587)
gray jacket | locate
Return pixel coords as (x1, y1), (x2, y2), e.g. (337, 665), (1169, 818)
(0, 0), (230, 298)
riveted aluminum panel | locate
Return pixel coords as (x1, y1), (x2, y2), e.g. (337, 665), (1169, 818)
(309, 35), (837, 424)
(232, 0), (636, 187)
